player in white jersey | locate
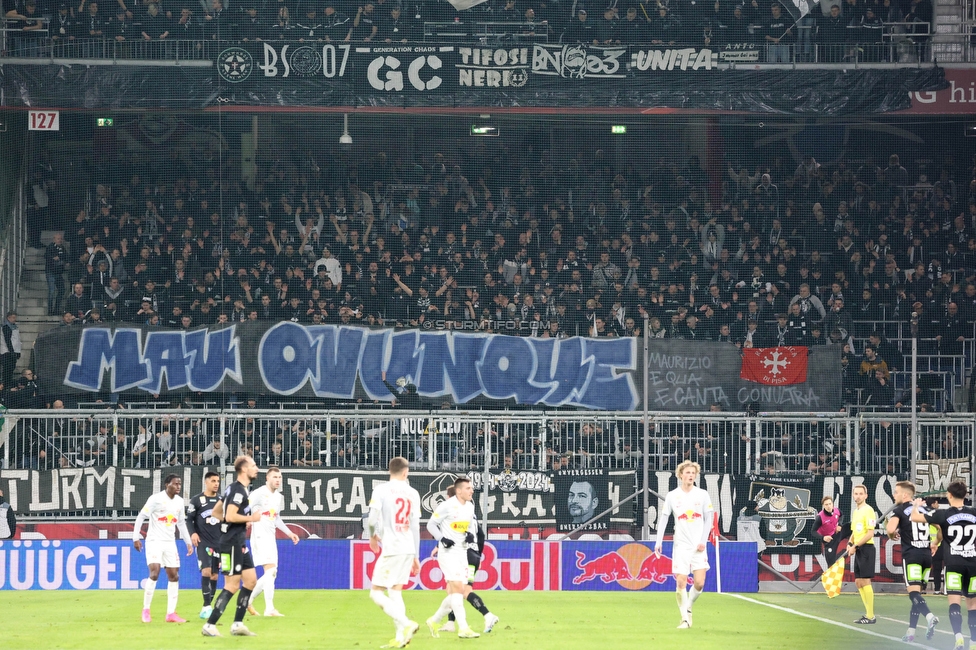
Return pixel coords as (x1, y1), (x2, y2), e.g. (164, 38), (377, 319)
(246, 466), (299, 617)
(654, 460), (714, 630)
(366, 456), (422, 649)
(133, 474), (195, 624)
(425, 477), (480, 639)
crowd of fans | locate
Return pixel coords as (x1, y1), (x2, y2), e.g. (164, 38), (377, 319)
(26, 135), (975, 418)
(1, 0), (934, 60)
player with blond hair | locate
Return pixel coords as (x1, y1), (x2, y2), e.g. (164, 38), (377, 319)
(654, 460), (714, 629)
(247, 466), (299, 617)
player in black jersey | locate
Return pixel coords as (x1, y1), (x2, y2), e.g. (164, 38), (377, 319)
(913, 480), (976, 650)
(886, 481), (938, 642)
(187, 471), (222, 620)
(202, 456), (262, 638)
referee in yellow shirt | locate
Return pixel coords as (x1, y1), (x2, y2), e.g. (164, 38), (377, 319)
(849, 484), (878, 624)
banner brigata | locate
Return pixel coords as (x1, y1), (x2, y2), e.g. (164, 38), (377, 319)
(0, 466), (637, 526)
(35, 323), (840, 411)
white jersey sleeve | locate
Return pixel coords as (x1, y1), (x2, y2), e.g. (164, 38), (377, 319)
(371, 479), (421, 557)
(142, 491), (185, 543)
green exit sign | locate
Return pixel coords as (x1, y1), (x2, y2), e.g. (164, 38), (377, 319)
(96, 118), (114, 127)
(611, 125), (627, 134)
(470, 125), (499, 137)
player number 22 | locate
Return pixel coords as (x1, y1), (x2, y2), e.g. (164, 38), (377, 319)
(947, 523), (976, 553)
(395, 498), (411, 525)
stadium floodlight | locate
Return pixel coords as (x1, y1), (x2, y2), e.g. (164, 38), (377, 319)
(339, 113), (353, 150)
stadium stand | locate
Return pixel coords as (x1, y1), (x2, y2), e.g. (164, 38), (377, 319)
(0, 0), (936, 64)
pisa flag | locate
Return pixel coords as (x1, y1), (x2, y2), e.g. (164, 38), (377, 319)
(739, 347), (809, 386)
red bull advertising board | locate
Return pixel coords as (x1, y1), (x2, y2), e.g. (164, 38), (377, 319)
(562, 541), (758, 592)
(0, 539), (758, 592)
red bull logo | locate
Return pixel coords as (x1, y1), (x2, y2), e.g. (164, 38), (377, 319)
(571, 543), (685, 590)
(352, 541), (561, 591)
(156, 514), (177, 526)
(635, 553), (672, 584)
(572, 551), (632, 584)
(263, 509), (278, 520)
(676, 509), (702, 522)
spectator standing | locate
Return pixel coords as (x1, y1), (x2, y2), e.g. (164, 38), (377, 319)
(0, 311), (21, 389)
(45, 233), (68, 316)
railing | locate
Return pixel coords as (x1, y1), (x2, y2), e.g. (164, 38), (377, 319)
(0, 167), (27, 321)
(3, 409), (974, 479)
(0, 27), (951, 65)
(423, 20), (551, 42)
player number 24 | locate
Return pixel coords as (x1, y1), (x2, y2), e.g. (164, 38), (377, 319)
(395, 498), (412, 526)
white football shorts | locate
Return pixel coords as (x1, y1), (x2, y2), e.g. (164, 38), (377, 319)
(372, 553), (414, 588)
(437, 546), (468, 583)
(250, 536), (279, 566)
(671, 544), (709, 576)
(145, 540), (180, 568)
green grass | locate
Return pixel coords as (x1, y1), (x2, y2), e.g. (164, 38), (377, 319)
(0, 588), (926, 650)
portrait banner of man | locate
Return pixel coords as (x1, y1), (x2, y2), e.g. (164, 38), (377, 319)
(555, 469), (613, 532)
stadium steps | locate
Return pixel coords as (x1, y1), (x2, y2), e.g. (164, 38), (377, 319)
(17, 231), (66, 374)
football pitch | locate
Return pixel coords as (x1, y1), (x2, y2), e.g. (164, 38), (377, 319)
(0, 589), (962, 649)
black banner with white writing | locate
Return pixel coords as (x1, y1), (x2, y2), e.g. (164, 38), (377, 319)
(0, 466), (637, 526)
(2, 43), (945, 114)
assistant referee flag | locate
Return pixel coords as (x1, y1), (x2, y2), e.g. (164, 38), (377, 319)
(821, 556), (845, 598)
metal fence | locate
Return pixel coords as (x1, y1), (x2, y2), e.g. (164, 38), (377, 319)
(2, 408), (973, 479)
(0, 165), (26, 321)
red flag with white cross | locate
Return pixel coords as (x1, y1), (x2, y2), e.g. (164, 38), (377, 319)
(739, 347), (809, 385)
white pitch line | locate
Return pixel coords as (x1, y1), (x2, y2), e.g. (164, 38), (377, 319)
(876, 615), (953, 637)
(724, 593), (937, 649)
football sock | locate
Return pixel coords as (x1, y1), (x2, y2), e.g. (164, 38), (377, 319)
(910, 591), (931, 617)
(208, 589), (233, 625)
(908, 601), (919, 632)
(949, 603), (963, 637)
(251, 573), (266, 601)
(450, 593), (468, 629)
(210, 577), (218, 603)
(689, 586), (703, 609)
(167, 580), (179, 615)
(201, 576), (214, 607)
(432, 595), (453, 622)
(388, 590), (408, 626)
(858, 584), (875, 619)
(467, 592), (490, 616)
(370, 589), (407, 628)
(675, 588), (687, 612)
(263, 568), (277, 613)
(233, 588), (253, 623)
(448, 611), (456, 622)
(968, 608), (976, 641)
(143, 579), (157, 610)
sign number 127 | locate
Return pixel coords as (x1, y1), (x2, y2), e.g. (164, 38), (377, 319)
(28, 110), (59, 131)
